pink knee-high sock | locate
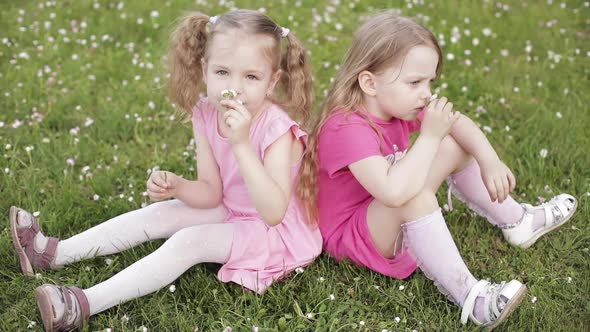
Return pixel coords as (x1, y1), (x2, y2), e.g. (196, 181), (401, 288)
(448, 160), (542, 228)
(402, 209), (477, 306)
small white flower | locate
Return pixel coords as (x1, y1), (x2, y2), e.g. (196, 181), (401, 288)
(567, 277), (572, 283)
(394, 317), (401, 323)
(252, 326), (259, 332)
(329, 294), (335, 300)
(169, 284), (176, 292)
(318, 277), (325, 282)
(150, 10), (160, 18)
(295, 267), (304, 274)
(555, 112), (562, 119)
(93, 194), (100, 201)
(222, 327), (233, 332)
(121, 314), (129, 322)
(306, 313), (314, 319)
(399, 285), (405, 290)
(4, 168), (9, 174)
(27, 321), (36, 329)
(105, 258), (113, 265)
(33, 211), (40, 217)
(539, 149), (548, 158)
(35, 273), (42, 279)
(148, 101), (155, 109)
(446, 53), (455, 60)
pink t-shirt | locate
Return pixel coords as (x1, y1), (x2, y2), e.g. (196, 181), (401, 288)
(318, 106), (423, 278)
(191, 98), (322, 293)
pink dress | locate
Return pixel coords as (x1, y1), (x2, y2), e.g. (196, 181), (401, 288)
(318, 106), (425, 279)
(191, 98), (322, 294)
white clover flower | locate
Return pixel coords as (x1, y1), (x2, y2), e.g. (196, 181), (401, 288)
(539, 149), (548, 158)
(359, 321), (365, 326)
(169, 285), (176, 292)
(399, 285), (405, 290)
(555, 112), (562, 119)
(105, 258), (113, 265)
(33, 211), (40, 217)
(306, 313), (314, 319)
(531, 296), (537, 303)
(295, 267), (304, 274)
(394, 317), (401, 323)
(329, 294), (335, 300)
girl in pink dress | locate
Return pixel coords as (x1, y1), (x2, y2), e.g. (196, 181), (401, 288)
(9, 9), (321, 331)
(297, 12), (577, 329)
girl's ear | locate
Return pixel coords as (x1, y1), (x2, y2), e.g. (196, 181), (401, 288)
(358, 70), (377, 96)
(267, 69), (282, 95)
(201, 58), (208, 83)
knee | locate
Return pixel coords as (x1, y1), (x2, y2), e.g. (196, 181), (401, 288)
(400, 190), (440, 221)
(440, 136), (473, 170)
(440, 136), (467, 158)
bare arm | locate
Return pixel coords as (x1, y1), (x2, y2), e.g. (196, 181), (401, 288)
(232, 131), (297, 226)
(349, 97), (460, 208)
(172, 128), (223, 208)
(450, 114), (499, 164)
(349, 135), (441, 207)
(450, 113), (516, 202)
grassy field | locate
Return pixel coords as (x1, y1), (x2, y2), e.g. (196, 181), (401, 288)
(1, 0), (589, 331)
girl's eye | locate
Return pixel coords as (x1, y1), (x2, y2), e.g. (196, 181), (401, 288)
(410, 80), (420, 85)
(216, 70), (228, 76)
(246, 74), (259, 80)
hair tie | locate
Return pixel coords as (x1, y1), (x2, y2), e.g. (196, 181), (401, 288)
(209, 16), (218, 25)
(280, 27), (290, 38)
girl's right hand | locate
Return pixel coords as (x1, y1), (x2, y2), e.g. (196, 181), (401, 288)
(146, 170), (180, 202)
(420, 97), (461, 140)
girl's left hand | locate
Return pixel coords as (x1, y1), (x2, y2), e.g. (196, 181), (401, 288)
(479, 158), (516, 203)
(220, 99), (252, 146)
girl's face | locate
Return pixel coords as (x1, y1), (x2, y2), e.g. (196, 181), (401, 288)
(203, 30), (280, 117)
(371, 45), (438, 121)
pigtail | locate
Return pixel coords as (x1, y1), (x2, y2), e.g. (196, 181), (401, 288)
(280, 33), (314, 128)
(168, 12), (210, 114)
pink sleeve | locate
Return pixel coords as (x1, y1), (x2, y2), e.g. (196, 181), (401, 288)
(319, 122), (382, 177)
(407, 110), (425, 133)
(260, 115), (307, 160)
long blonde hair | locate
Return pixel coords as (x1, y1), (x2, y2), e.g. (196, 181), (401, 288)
(296, 12), (443, 223)
(167, 9), (313, 125)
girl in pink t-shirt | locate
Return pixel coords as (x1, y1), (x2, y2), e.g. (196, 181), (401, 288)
(10, 10), (321, 331)
(297, 12), (576, 329)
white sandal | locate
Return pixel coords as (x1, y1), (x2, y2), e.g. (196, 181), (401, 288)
(461, 279), (527, 330)
(502, 193), (577, 249)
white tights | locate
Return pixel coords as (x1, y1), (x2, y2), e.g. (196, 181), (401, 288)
(53, 200), (232, 315)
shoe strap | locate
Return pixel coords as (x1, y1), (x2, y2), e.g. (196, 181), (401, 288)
(18, 218), (40, 246)
(24, 237), (59, 269)
(461, 280), (490, 325)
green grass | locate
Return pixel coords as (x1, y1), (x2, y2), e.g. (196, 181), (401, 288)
(1, 0), (589, 331)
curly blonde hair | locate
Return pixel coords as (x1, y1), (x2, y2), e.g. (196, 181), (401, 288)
(296, 12), (443, 224)
(167, 9), (314, 126)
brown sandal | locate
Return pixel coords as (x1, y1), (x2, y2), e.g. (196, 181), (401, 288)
(9, 206), (59, 276)
(36, 284), (90, 332)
